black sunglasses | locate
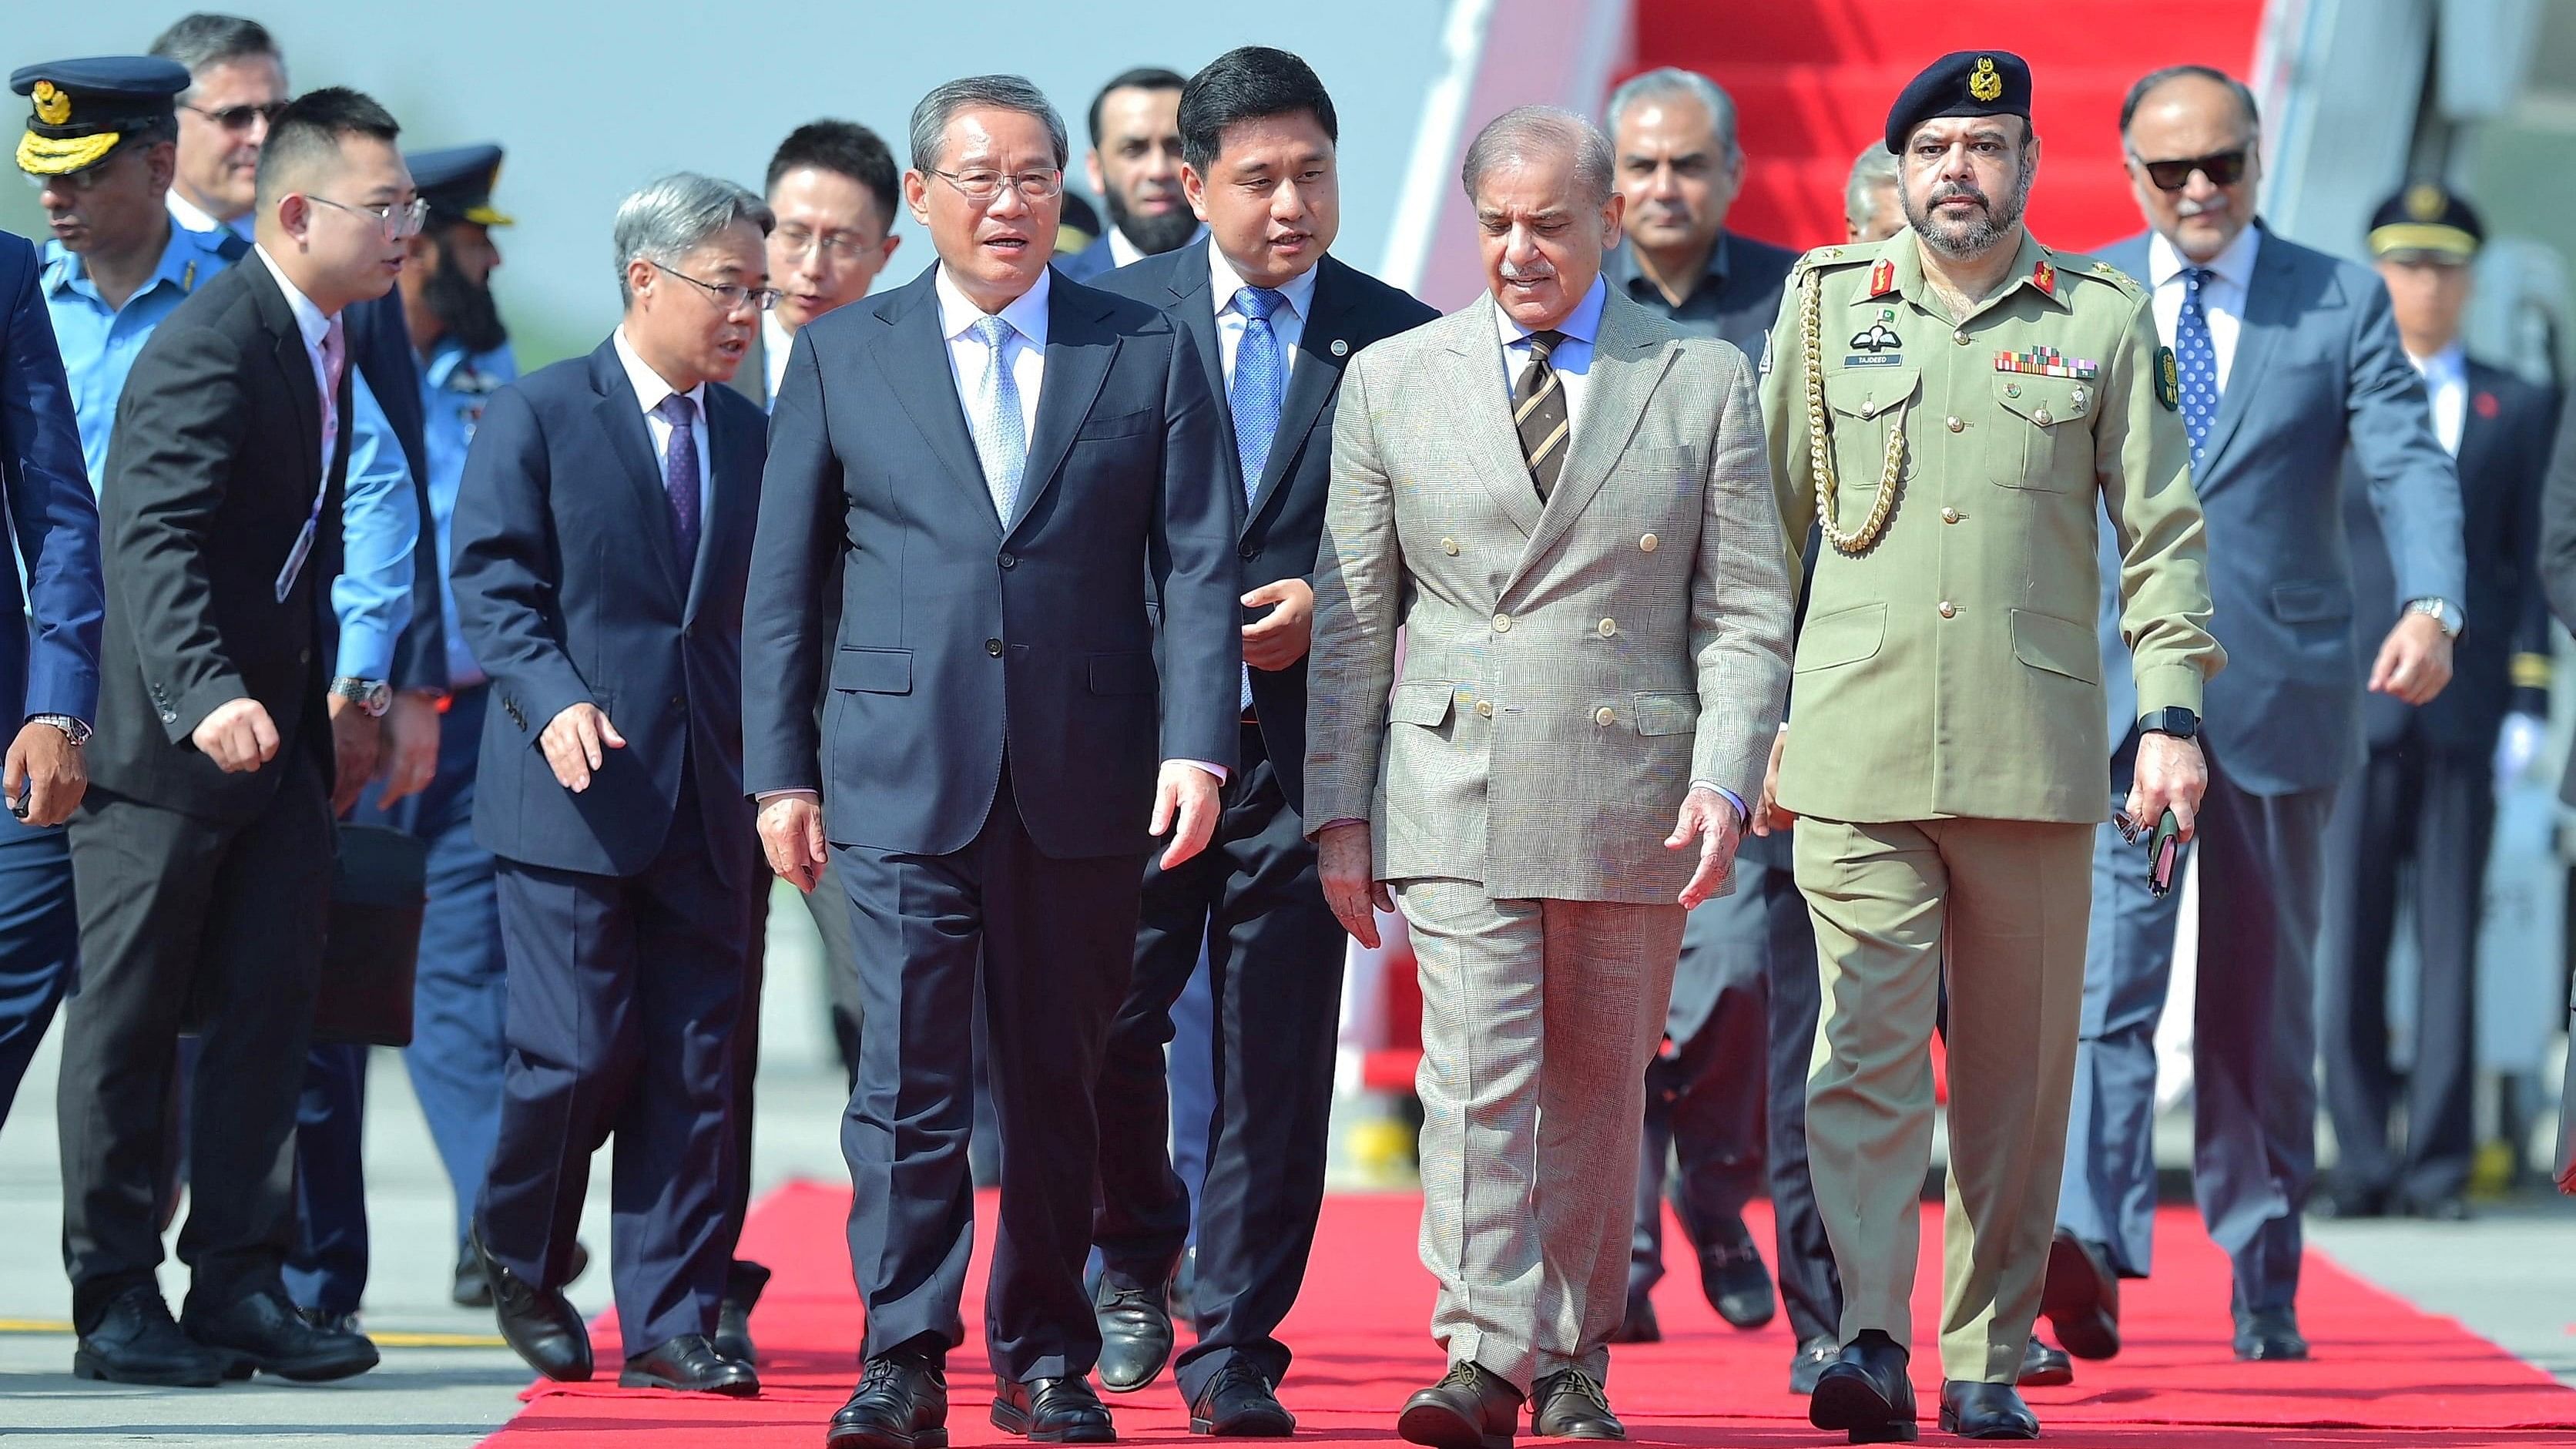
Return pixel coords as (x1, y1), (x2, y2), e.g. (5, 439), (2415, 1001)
(2132, 149), (2249, 192)
(184, 100), (290, 131)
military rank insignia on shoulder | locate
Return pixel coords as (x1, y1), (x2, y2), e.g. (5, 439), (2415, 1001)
(2154, 347), (2180, 411)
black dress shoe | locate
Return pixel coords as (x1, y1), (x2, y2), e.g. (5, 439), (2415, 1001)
(829, 1347), (950, 1449)
(1189, 1360), (1296, 1437)
(1531, 1368), (1623, 1440)
(1093, 1271), (1175, 1394)
(1398, 1360), (1523, 1449)
(1938, 1381), (2038, 1439)
(72, 1286), (228, 1387)
(2015, 1336), (2071, 1388)
(2233, 1310), (2309, 1361)
(183, 1288), (379, 1382)
(1605, 1290), (1659, 1344)
(1698, 1239), (1776, 1330)
(452, 1244), (495, 1308)
(2039, 1230), (2121, 1360)
(295, 1305), (362, 1337)
(716, 1259), (770, 1365)
(475, 1228), (592, 1382)
(992, 1374), (1115, 1442)
(621, 1333), (758, 1395)
(1808, 1332), (1917, 1444)
(1789, 1335), (1840, 1395)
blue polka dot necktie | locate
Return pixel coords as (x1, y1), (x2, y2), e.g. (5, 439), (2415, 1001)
(2175, 267), (2222, 466)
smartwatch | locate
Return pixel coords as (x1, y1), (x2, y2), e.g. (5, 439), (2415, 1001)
(2137, 706), (2200, 740)
(330, 677), (393, 718)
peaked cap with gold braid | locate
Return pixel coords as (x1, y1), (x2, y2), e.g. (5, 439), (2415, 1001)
(10, 57), (190, 178)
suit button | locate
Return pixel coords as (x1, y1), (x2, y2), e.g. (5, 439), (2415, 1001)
(999, 552), (1017, 569)
(1938, 601), (1957, 619)
(1598, 618), (1616, 637)
(299, 648), (310, 663)
(1941, 507), (1961, 524)
(1239, 544), (1259, 561)
(1442, 537), (1460, 555)
(671, 694), (685, 708)
(1491, 613), (1511, 632)
(1595, 706), (1616, 726)
(1639, 533), (1657, 552)
(1946, 416), (1964, 432)
(985, 638), (1004, 656)
(1476, 699), (1494, 719)
(1954, 330), (1970, 345)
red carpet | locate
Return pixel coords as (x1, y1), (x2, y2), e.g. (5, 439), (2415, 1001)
(485, 1186), (2576, 1447)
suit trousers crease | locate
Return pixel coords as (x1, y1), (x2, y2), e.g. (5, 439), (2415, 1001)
(2057, 741), (2333, 1319)
(477, 766), (751, 1358)
(1796, 815), (2091, 1382)
(838, 764), (1145, 1382)
(2319, 736), (2487, 1205)
(58, 763), (335, 1331)
(1093, 724), (1343, 1399)
(1399, 878), (1682, 1395)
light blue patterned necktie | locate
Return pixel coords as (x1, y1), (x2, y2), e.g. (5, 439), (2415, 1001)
(2175, 266), (2222, 466)
(1229, 286), (1288, 501)
(969, 314), (1025, 522)
(1229, 286), (1288, 713)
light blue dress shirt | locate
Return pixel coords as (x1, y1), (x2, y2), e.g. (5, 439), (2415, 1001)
(58, 217), (418, 681)
(420, 335), (518, 689)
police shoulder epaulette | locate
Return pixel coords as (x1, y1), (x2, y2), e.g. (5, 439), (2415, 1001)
(2061, 253), (2147, 300)
(1790, 243), (1872, 279)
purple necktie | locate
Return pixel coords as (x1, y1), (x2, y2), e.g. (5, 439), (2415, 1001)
(652, 392), (701, 565)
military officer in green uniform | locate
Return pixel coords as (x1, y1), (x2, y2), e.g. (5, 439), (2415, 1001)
(1754, 51), (2225, 1443)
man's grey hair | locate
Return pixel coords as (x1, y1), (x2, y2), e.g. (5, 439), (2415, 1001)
(1844, 145), (1900, 228)
(613, 173), (774, 305)
(1603, 67), (1740, 162)
(1461, 106), (1615, 210)
(149, 13), (280, 89)
(909, 75), (1068, 176)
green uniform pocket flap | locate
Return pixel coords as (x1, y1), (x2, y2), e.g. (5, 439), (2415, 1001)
(1795, 602), (1887, 673)
(1632, 692), (1699, 736)
(1388, 681), (1457, 726)
(1823, 366), (1920, 419)
(1992, 374), (2089, 427)
(830, 648), (913, 694)
(2010, 609), (2101, 683)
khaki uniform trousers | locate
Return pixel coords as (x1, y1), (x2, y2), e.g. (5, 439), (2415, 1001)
(1395, 879), (1685, 1394)
(1794, 815), (2094, 1383)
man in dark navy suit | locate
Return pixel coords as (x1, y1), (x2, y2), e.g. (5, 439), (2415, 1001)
(2319, 183), (2561, 1224)
(1061, 67), (1195, 282)
(1080, 47), (1435, 1436)
(744, 73), (1238, 1449)
(451, 173), (773, 1397)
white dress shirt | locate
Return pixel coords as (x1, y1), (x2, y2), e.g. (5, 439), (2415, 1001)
(611, 327), (713, 526)
(1209, 247), (1317, 386)
(1494, 274), (1607, 441)
(2411, 344), (2467, 457)
(251, 245), (344, 478)
(763, 312), (795, 408)
(2146, 223), (2261, 391)
(934, 264), (1048, 444)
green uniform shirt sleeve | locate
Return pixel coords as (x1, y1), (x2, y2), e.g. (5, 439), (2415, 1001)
(2095, 287), (2225, 713)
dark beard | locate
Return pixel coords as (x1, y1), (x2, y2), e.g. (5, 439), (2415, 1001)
(424, 236), (508, 354)
(1102, 186), (1197, 256)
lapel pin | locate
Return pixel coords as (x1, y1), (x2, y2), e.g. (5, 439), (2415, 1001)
(1330, 338), (1348, 357)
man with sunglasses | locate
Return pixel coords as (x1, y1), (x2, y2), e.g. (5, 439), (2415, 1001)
(2045, 64), (2464, 1367)
(451, 173), (774, 1397)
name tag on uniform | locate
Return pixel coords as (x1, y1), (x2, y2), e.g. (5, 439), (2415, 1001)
(1843, 354), (1906, 368)
(275, 517), (317, 602)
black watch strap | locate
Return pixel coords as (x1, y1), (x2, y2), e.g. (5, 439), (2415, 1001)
(2138, 706), (2200, 740)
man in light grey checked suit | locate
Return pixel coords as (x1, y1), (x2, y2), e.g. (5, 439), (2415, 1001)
(1306, 106), (1793, 1447)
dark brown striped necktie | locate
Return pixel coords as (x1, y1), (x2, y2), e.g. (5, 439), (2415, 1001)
(1513, 328), (1570, 501)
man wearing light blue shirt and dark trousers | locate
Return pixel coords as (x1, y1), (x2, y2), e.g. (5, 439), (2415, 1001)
(2045, 65), (2467, 1368)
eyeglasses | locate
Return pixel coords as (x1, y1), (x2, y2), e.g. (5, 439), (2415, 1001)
(307, 194), (430, 240)
(183, 100), (290, 132)
(649, 260), (781, 314)
(774, 223), (881, 263)
(2132, 149), (2249, 192)
(931, 167), (1065, 205)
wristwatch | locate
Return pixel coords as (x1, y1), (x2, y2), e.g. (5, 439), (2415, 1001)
(2406, 596), (2464, 639)
(29, 713), (89, 746)
(330, 677), (393, 718)
(2137, 706), (2200, 740)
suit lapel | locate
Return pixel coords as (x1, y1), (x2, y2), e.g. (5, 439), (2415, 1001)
(1166, 244), (1241, 497)
(866, 272), (1001, 538)
(2195, 232), (2293, 478)
(587, 342), (687, 598)
(1011, 279), (1119, 535)
(1514, 293), (1670, 584)
(686, 393), (756, 619)
(1249, 257), (1353, 534)
(243, 260), (323, 492)
(1441, 295), (1545, 538)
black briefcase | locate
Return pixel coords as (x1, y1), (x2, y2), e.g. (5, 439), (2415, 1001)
(313, 823), (428, 1048)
